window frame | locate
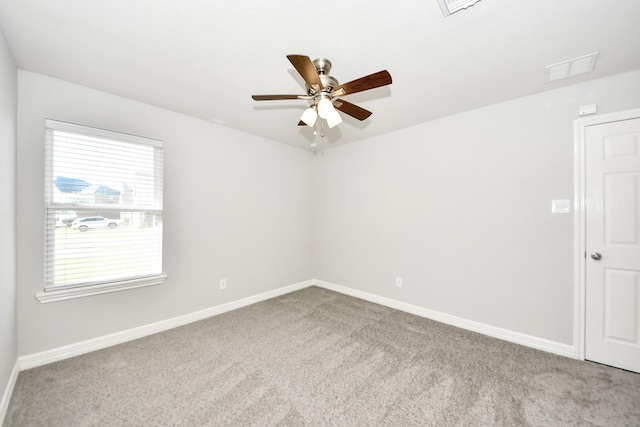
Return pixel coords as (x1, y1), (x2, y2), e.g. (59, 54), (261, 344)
(37, 119), (166, 303)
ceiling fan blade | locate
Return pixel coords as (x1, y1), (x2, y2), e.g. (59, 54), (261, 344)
(287, 55), (323, 92)
(298, 120), (306, 126)
(251, 94), (304, 101)
(331, 70), (392, 97)
(333, 100), (372, 121)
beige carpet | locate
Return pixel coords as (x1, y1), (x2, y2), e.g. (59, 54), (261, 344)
(4, 286), (640, 426)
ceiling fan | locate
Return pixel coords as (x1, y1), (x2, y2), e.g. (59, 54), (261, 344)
(252, 55), (392, 136)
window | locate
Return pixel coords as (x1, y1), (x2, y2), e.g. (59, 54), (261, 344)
(38, 120), (165, 303)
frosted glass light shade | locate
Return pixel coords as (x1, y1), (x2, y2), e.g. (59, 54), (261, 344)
(326, 109), (342, 128)
(300, 107), (318, 127)
(317, 98), (334, 119)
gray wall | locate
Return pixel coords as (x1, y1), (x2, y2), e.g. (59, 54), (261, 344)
(0, 26), (17, 399)
(17, 71), (313, 355)
(312, 69), (640, 345)
(12, 63), (640, 357)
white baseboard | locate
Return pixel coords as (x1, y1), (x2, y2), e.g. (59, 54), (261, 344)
(0, 360), (20, 426)
(19, 280), (313, 370)
(312, 279), (576, 358)
(17, 277), (576, 372)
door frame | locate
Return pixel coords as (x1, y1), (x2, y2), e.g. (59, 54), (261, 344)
(573, 107), (640, 361)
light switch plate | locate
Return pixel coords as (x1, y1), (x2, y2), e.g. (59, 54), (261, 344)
(551, 199), (571, 214)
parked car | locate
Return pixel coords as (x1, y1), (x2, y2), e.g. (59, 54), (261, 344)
(71, 216), (121, 232)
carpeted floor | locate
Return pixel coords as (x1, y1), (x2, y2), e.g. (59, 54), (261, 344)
(4, 286), (640, 426)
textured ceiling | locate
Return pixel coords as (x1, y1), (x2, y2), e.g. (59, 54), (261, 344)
(1, 0), (639, 150)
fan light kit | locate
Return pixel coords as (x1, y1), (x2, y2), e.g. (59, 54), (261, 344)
(252, 55), (392, 142)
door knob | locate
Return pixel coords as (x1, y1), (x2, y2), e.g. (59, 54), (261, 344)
(590, 252), (603, 261)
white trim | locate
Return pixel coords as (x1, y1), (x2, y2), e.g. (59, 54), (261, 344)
(572, 108), (640, 361)
(20, 274), (584, 371)
(45, 118), (162, 148)
(313, 279), (575, 358)
(20, 280), (313, 370)
(0, 360), (20, 425)
(36, 274), (168, 303)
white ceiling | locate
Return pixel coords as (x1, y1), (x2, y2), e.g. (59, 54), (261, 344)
(1, 0), (639, 150)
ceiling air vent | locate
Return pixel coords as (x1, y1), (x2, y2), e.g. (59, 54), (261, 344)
(545, 52), (599, 83)
(436, 0), (483, 16)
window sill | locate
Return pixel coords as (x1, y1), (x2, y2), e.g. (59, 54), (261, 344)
(35, 274), (167, 303)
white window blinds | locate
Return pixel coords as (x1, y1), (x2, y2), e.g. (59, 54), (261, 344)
(44, 120), (164, 292)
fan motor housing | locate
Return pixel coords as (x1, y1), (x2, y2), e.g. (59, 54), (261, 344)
(304, 58), (339, 95)
(313, 58), (331, 74)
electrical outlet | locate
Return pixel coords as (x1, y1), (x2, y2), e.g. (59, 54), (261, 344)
(395, 277), (402, 288)
(220, 278), (227, 290)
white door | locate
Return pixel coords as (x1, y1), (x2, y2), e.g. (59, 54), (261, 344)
(585, 117), (640, 373)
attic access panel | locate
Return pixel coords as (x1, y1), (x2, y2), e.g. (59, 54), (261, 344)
(436, 0), (483, 16)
